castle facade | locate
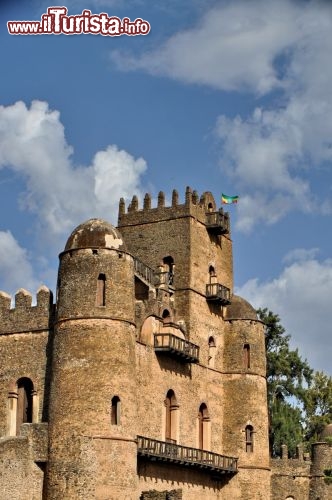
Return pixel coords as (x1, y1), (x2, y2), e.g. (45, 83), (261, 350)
(0, 188), (330, 499)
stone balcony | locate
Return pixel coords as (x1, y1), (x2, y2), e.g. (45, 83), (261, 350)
(154, 333), (199, 363)
(206, 283), (231, 305)
(205, 211), (229, 235)
(137, 436), (238, 478)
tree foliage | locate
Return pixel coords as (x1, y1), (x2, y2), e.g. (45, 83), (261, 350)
(258, 308), (332, 457)
(304, 371), (332, 444)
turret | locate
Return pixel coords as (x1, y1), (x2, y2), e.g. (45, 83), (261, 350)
(223, 295), (271, 498)
(47, 219), (138, 499)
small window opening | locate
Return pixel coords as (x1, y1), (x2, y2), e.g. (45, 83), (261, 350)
(111, 396), (120, 425)
(163, 256), (175, 286)
(243, 344), (250, 369)
(96, 273), (106, 306)
(209, 336), (216, 348)
(92, 249), (98, 255)
(208, 266), (217, 286)
(209, 266), (216, 278)
(208, 336), (216, 367)
(198, 403), (210, 450)
(207, 202), (213, 212)
(245, 425), (254, 453)
(16, 378), (33, 434)
(165, 389), (178, 443)
(162, 309), (171, 323)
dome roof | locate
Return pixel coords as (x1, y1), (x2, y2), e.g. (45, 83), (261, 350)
(64, 219), (126, 251)
(320, 423), (332, 439)
(225, 294), (258, 320)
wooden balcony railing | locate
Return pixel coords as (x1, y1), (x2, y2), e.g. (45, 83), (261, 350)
(205, 211), (229, 235)
(154, 271), (174, 288)
(154, 333), (199, 363)
(134, 258), (156, 287)
(137, 436), (238, 477)
(206, 283), (231, 305)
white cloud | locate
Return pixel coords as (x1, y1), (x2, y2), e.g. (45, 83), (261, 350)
(236, 252), (332, 375)
(283, 247), (319, 264)
(215, 1), (332, 231)
(0, 231), (39, 295)
(111, 0), (303, 94)
(111, 0), (332, 231)
(0, 100), (147, 239)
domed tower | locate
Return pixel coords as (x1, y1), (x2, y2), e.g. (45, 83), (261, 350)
(223, 295), (270, 499)
(47, 219), (138, 500)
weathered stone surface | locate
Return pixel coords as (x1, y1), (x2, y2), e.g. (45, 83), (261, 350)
(0, 188), (329, 500)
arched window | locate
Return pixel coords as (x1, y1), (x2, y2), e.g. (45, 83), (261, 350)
(16, 378), (34, 435)
(208, 336), (216, 367)
(245, 425), (254, 452)
(163, 257), (174, 286)
(165, 390), (178, 443)
(208, 266), (216, 282)
(209, 265), (215, 277)
(162, 309), (171, 323)
(243, 344), (250, 369)
(198, 403), (210, 450)
(96, 273), (106, 306)
(111, 396), (120, 425)
(207, 202), (213, 212)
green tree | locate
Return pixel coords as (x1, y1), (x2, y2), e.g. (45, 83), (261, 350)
(304, 371), (332, 444)
(257, 308), (313, 457)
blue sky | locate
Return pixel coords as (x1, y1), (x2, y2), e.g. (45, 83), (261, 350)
(0, 0), (331, 374)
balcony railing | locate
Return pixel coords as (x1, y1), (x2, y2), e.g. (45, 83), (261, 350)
(206, 283), (231, 305)
(154, 271), (174, 288)
(154, 333), (199, 363)
(205, 211), (229, 235)
(137, 436), (238, 477)
(134, 258), (156, 287)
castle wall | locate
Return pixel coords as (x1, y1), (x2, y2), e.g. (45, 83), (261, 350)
(0, 287), (53, 437)
(0, 189), (328, 500)
(0, 423), (48, 500)
(271, 455), (311, 500)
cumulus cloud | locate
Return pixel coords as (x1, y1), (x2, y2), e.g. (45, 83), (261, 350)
(111, 0), (332, 231)
(0, 231), (39, 295)
(236, 251), (332, 375)
(0, 100), (147, 238)
(111, 0), (302, 94)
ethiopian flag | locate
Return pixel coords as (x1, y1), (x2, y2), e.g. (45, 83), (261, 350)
(222, 193), (239, 204)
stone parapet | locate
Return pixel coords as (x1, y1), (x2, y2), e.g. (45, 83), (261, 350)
(0, 286), (54, 334)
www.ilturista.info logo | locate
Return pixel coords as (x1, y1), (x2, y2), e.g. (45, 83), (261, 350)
(7, 6), (151, 36)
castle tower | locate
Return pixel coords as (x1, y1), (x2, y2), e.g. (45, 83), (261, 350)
(223, 296), (271, 499)
(118, 189), (270, 499)
(47, 219), (138, 500)
(118, 188), (232, 355)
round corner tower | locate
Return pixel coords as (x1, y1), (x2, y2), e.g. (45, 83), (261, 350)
(47, 219), (138, 500)
(223, 295), (271, 500)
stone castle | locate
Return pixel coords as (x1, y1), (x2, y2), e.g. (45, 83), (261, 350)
(0, 187), (330, 499)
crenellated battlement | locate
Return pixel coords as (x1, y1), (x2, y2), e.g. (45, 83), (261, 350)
(118, 186), (230, 233)
(0, 285), (54, 335)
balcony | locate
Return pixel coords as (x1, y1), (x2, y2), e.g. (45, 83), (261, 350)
(155, 271), (174, 289)
(206, 283), (231, 305)
(154, 333), (199, 363)
(205, 211), (229, 235)
(137, 436), (238, 478)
